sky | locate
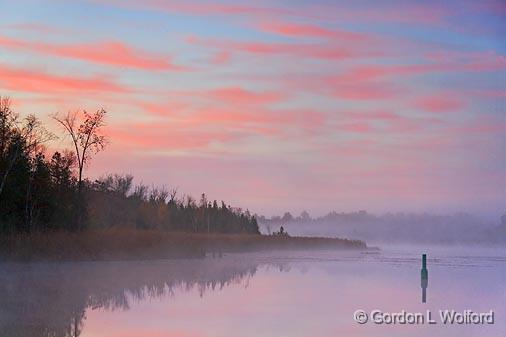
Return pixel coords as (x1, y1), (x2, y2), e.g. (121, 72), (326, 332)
(0, 0), (505, 218)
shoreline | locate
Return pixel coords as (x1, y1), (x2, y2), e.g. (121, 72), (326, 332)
(0, 229), (368, 262)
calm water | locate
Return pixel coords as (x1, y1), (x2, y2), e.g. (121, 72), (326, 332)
(1, 246), (505, 337)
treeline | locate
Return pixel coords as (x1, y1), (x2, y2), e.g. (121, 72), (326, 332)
(0, 97), (259, 235)
(259, 209), (506, 228)
(88, 174), (260, 233)
(259, 210), (506, 244)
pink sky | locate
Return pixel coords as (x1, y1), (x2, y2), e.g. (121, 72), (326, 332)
(1, 0), (505, 217)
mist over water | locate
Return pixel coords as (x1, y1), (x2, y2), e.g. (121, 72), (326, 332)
(258, 211), (506, 245)
(1, 246), (505, 337)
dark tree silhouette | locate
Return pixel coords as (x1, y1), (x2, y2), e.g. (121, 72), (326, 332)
(53, 109), (107, 194)
(53, 109), (107, 229)
(0, 96), (260, 235)
(0, 98), (53, 200)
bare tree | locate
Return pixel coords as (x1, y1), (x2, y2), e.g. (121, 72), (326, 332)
(53, 109), (107, 192)
(168, 187), (178, 204)
(53, 109), (108, 228)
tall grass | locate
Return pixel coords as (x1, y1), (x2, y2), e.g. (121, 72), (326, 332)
(0, 229), (366, 261)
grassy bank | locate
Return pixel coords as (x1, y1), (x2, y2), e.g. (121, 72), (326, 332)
(0, 229), (367, 262)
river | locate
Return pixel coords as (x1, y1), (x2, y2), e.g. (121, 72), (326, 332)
(1, 246), (505, 337)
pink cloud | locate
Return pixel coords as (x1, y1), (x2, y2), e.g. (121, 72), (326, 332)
(324, 139), (379, 157)
(425, 50), (506, 72)
(0, 35), (182, 71)
(98, 0), (293, 17)
(339, 122), (374, 133)
(338, 52), (506, 82)
(388, 115), (444, 133)
(3, 23), (61, 34)
(338, 65), (428, 81)
(258, 22), (367, 41)
(107, 123), (238, 151)
(468, 89), (506, 98)
(191, 109), (285, 129)
(260, 72), (405, 102)
(206, 87), (285, 105)
(100, 1), (453, 27)
(0, 63), (128, 94)
(414, 93), (466, 113)
(210, 51), (231, 65)
(339, 110), (405, 123)
(230, 41), (352, 59)
(103, 103), (327, 153)
(293, 73), (405, 100)
(343, 110), (401, 121)
(345, 5), (450, 25)
(185, 107), (325, 137)
(134, 101), (188, 117)
(334, 109), (443, 135)
(457, 117), (506, 134)
(186, 36), (377, 61)
(332, 82), (402, 100)
(332, 112), (436, 135)
(273, 51), (505, 101)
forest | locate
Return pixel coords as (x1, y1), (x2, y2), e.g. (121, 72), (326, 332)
(0, 96), (259, 235)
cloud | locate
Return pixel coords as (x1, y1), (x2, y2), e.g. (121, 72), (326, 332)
(425, 50), (506, 72)
(103, 103), (327, 153)
(342, 110), (401, 121)
(0, 63), (129, 94)
(2, 23), (62, 34)
(456, 117), (506, 134)
(339, 122), (374, 133)
(97, 0), (293, 17)
(186, 35), (377, 61)
(210, 51), (231, 65)
(258, 22), (368, 41)
(98, 0), (454, 27)
(414, 93), (466, 113)
(191, 108), (324, 132)
(107, 122), (238, 151)
(468, 89), (506, 98)
(330, 4), (450, 25)
(332, 110), (442, 135)
(331, 82), (403, 100)
(205, 87), (285, 105)
(279, 73), (404, 100)
(0, 35), (182, 71)
(338, 52), (506, 82)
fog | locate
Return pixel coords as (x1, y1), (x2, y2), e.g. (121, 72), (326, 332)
(0, 257), (281, 337)
(259, 211), (506, 245)
(2, 247), (505, 337)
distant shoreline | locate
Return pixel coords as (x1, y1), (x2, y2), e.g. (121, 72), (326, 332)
(0, 229), (368, 262)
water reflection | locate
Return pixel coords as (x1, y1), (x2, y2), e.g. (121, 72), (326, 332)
(2, 249), (505, 337)
(0, 257), (281, 337)
(421, 253), (428, 303)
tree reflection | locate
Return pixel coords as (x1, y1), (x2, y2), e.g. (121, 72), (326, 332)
(0, 257), (278, 337)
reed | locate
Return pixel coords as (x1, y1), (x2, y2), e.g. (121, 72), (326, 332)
(0, 229), (367, 262)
